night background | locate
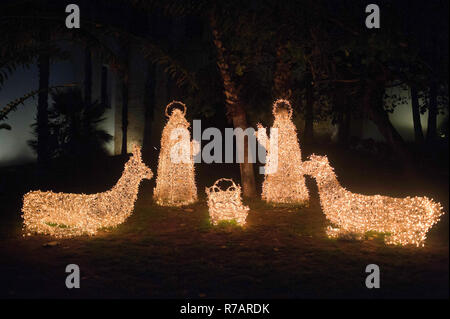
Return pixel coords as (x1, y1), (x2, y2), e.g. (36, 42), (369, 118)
(0, 0), (448, 300)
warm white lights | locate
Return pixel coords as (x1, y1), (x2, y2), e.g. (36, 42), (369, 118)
(21, 146), (153, 238)
(20, 97), (445, 248)
(153, 101), (198, 206)
(206, 178), (249, 226)
(256, 99), (309, 205)
(302, 154), (444, 246)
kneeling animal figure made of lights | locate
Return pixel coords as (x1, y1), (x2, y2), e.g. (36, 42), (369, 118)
(206, 178), (249, 226)
(302, 154), (444, 247)
(21, 145), (153, 238)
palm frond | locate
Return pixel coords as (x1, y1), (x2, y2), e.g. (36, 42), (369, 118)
(0, 84), (77, 122)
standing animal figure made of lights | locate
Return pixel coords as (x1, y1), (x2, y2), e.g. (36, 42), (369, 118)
(302, 154), (444, 247)
(153, 101), (198, 206)
(22, 145), (153, 238)
(206, 178), (249, 226)
(256, 99), (309, 205)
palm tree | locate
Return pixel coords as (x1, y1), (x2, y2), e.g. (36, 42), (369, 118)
(28, 88), (112, 160)
(410, 85), (424, 144)
(1, 0), (197, 163)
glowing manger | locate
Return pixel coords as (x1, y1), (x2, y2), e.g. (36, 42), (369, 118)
(302, 154), (444, 246)
(205, 178), (249, 226)
(21, 145), (153, 238)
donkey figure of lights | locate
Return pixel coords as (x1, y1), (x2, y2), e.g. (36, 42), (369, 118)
(302, 154), (444, 247)
(22, 145), (153, 238)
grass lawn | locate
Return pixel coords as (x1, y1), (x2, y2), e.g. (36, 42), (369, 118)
(0, 144), (448, 298)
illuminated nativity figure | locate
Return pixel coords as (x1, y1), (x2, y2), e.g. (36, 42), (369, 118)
(206, 178), (249, 226)
(153, 101), (198, 206)
(22, 145), (153, 238)
(256, 99), (309, 206)
(302, 154), (444, 246)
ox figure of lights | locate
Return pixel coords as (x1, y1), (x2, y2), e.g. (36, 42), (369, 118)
(21, 145), (153, 238)
(153, 101), (198, 206)
(256, 99), (309, 205)
(302, 154), (445, 247)
(206, 178), (249, 226)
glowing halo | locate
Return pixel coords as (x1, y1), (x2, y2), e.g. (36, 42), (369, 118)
(165, 100), (187, 117)
(272, 98), (293, 119)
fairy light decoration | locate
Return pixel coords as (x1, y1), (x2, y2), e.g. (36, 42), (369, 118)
(256, 99), (309, 205)
(302, 154), (445, 247)
(205, 178), (249, 226)
(153, 101), (198, 206)
(21, 145), (153, 238)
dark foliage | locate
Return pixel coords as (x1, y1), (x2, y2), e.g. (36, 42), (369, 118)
(28, 88), (112, 160)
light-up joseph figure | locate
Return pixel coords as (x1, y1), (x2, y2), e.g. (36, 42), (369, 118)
(153, 101), (198, 206)
(256, 99), (309, 206)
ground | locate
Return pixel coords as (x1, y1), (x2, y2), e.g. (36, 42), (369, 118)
(0, 143), (448, 298)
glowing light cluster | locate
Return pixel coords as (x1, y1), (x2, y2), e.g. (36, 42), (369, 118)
(21, 146), (153, 238)
(256, 99), (309, 205)
(302, 154), (445, 246)
(205, 178), (249, 226)
(153, 101), (198, 206)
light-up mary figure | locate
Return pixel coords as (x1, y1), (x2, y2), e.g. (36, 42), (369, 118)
(256, 99), (309, 206)
(153, 101), (198, 206)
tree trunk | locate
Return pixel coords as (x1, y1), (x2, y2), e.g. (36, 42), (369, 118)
(143, 63), (156, 160)
(426, 83), (438, 143)
(121, 80), (129, 155)
(410, 86), (424, 144)
(121, 45), (130, 156)
(37, 28), (50, 167)
(101, 66), (108, 107)
(84, 48), (92, 104)
(231, 103), (257, 199)
(273, 43), (292, 99)
(209, 13), (257, 198)
(338, 106), (351, 145)
(363, 80), (414, 172)
(84, 2), (93, 105)
(304, 77), (314, 141)
(84, 48), (93, 170)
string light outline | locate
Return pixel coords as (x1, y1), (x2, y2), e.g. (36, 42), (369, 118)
(22, 145), (153, 238)
(302, 154), (444, 246)
(153, 101), (198, 207)
(206, 178), (249, 226)
(256, 99), (309, 205)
